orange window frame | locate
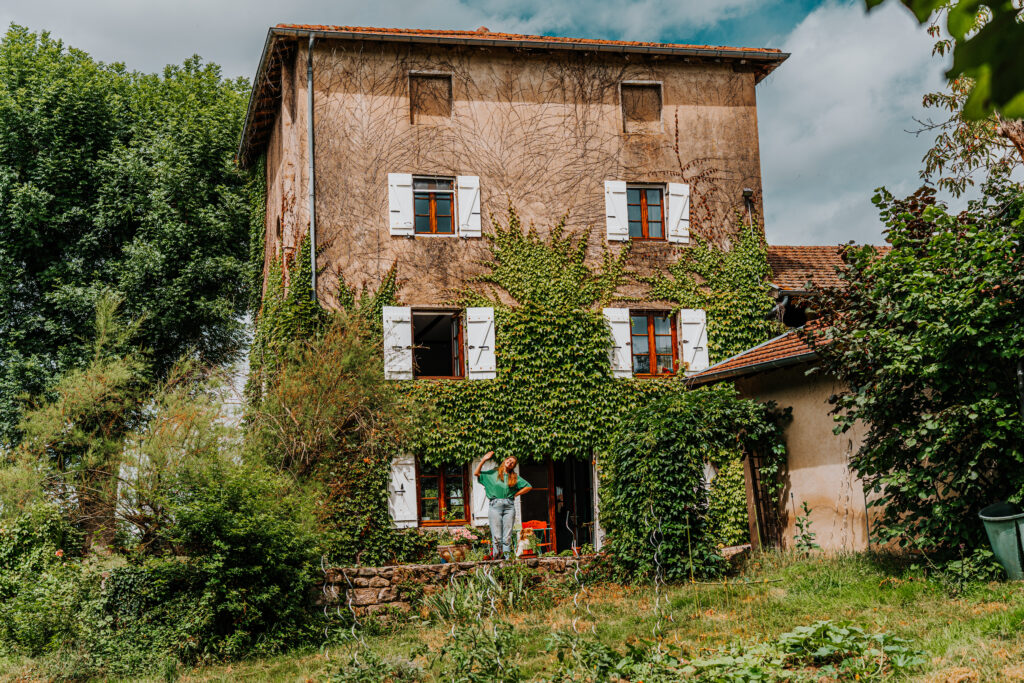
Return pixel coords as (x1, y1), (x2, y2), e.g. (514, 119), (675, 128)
(627, 186), (665, 240)
(415, 459), (470, 526)
(414, 184), (455, 235)
(630, 311), (677, 377)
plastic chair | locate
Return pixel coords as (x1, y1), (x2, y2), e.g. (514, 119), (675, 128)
(521, 519), (554, 555)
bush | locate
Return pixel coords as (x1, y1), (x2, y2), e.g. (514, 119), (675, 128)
(601, 386), (785, 581)
(706, 455), (750, 548)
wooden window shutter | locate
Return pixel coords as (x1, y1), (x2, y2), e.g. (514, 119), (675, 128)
(604, 180), (629, 242)
(383, 306), (413, 379)
(603, 307), (632, 378)
(465, 307), (496, 379)
(470, 458), (493, 525)
(456, 175), (482, 238)
(388, 173), (414, 236)
(388, 454), (419, 527)
(679, 308), (710, 374)
(667, 182), (691, 244)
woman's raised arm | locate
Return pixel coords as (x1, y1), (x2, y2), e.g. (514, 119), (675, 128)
(474, 450), (495, 477)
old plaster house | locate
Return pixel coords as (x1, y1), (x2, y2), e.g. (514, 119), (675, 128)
(237, 24), (792, 552)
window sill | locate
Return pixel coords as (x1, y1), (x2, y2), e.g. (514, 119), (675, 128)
(414, 375), (466, 380)
(419, 520), (471, 528)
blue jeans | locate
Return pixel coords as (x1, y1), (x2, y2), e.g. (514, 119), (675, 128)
(488, 498), (515, 558)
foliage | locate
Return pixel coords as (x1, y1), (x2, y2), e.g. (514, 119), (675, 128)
(421, 563), (557, 624)
(601, 386), (788, 581)
(866, 0), (1024, 119)
(549, 619), (926, 682)
(11, 294), (149, 548)
(642, 221), (782, 364)
(793, 501), (820, 553)
(427, 621), (524, 683)
(810, 176), (1024, 552)
(331, 646), (422, 682)
(0, 26), (252, 444)
(705, 455), (750, 548)
(248, 309), (427, 566)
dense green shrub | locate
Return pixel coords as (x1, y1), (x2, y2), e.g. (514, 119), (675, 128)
(601, 386), (786, 581)
(812, 177), (1024, 551)
(706, 456), (750, 548)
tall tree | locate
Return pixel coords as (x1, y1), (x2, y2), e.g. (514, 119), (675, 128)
(0, 26), (251, 444)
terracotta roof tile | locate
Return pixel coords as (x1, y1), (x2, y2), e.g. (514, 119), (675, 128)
(273, 24), (785, 56)
(766, 245), (890, 292)
(688, 325), (826, 385)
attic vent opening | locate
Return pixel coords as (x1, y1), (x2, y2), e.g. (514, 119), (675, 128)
(410, 73), (453, 123)
(621, 83), (662, 133)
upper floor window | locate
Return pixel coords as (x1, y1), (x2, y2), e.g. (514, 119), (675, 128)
(414, 177), (455, 235)
(413, 310), (464, 378)
(417, 460), (469, 525)
(631, 311), (676, 376)
(410, 73), (452, 123)
(627, 186), (665, 240)
(621, 83), (662, 133)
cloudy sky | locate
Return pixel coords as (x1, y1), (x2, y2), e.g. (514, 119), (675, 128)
(1, 0), (951, 245)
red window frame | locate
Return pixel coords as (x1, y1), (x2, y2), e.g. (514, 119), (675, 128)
(415, 459), (470, 526)
(630, 311), (677, 377)
(414, 177), (455, 235)
(627, 186), (665, 240)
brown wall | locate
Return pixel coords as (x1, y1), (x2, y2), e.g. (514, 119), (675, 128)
(734, 365), (873, 553)
(263, 39), (767, 306)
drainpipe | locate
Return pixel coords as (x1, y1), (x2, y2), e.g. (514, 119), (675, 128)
(306, 33), (318, 302)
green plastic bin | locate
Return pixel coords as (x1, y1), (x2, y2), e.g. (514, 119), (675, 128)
(979, 502), (1024, 581)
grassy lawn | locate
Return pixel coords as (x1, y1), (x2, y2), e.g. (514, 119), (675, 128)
(3, 551), (1022, 681)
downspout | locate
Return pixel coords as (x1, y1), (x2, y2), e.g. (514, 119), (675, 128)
(306, 33), (317, 302)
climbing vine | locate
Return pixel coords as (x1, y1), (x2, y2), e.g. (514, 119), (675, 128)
(641, 222), (782, 363)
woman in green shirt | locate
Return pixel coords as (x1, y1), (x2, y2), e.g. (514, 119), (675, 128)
(474, 451), (532, 560)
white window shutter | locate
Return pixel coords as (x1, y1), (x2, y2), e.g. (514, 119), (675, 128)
(471, 458), (493, 525)
(679, 308), (709, 375)
(591, 458), (605, 551)
(667, 182), (691, 244)
(383, 306), (413, 380)
(604, 180), (628, 242)
(388, 173), (414, 236)
(456, 175), (482, 238)
(465, 307), (496, 379)
(603, 307), (632, 378)
(388, 454), (418, 528)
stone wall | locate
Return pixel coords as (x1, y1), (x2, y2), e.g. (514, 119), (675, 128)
(322, 555), (593, 616)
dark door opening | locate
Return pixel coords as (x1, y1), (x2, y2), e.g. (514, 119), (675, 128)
(413, 311), (463, 378)
(516, 456), (594, 554)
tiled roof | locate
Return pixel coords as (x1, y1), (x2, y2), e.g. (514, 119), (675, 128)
(273, 24), (787, 57)
(766, 245), (891, 292)
(237, 25), (788, 167)
(688, 326), (825, 386)
(767, 246), (846, 292)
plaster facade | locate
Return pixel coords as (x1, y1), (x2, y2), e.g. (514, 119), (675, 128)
(734, 365), (874, 553)
(260, 37), (772, 307)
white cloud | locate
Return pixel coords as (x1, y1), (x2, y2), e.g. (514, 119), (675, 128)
(758, 1), (946, 245)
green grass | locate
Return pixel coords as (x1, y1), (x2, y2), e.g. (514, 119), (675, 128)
(3, 552), (1023, 681)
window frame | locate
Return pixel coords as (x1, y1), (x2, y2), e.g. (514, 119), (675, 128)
(412, 308), (465, 379)
(415, 458), (470, 526)
(413, 176), (456, 236)
(629, 310), (678, 377)
(626, 184), (666, 241)
(409, 72), (453, 124)
(620, 81), (663, 132)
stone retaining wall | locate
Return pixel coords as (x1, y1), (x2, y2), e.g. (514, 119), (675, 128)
(322, 555), (594, 615)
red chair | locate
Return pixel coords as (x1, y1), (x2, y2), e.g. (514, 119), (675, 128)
(520, 519), (554, 556)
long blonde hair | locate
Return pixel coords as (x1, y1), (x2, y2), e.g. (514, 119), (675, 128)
(497, 457), (518, 488)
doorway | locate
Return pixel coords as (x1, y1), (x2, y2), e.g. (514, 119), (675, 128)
(517, 456), (594, 553)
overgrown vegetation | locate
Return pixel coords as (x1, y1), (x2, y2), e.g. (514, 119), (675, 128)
(601, 386), (787, 581)
(811, 173), (1024, 553)
(0, 25), (252, 445)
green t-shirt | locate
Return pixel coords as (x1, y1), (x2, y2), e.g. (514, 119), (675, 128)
(477, 468), (530, 500)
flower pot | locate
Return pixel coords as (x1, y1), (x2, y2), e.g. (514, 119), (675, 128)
(438, 544), (470, 563)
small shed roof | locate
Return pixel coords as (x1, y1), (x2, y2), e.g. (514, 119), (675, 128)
(688, 325), (827, 386)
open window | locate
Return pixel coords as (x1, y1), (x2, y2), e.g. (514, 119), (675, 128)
(417, 459), (469, 526)
(630, 310), (677, 376)
(413, 310), (464, 378)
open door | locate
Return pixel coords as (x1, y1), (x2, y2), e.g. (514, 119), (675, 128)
(516, 457), (595, 553)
